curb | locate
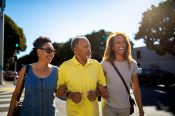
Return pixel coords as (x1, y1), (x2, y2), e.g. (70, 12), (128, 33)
(0, 86), (15, 92)
(0, 81), (15, 93)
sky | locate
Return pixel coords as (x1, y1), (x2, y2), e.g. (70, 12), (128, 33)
(4, 0), (163, 57)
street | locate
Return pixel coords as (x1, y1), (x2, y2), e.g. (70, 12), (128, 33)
(0, 81), (175, 116)
(139, 84), (175, 116)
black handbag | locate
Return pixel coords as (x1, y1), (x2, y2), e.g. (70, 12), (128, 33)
(13, 102), (22, 116)
(110, 62), (135, 115)
(13, 65), (29, 116)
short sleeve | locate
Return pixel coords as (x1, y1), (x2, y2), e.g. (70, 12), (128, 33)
(57, 64), (66, 88)
(132, 60), (139, 74)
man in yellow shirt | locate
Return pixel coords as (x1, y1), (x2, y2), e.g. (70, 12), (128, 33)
(57, 36), (107, 116)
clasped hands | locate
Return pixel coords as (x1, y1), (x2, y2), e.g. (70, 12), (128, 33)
(68, 87), (108, 104)
(57, 84), (108, 104)
(67, 90), (97, 104)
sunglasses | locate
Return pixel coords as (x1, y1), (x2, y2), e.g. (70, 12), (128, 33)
(40, 47), (56, 54)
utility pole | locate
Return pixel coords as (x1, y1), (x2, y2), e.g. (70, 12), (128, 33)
(0, 0), (5, 85)
(14, 50), (17, 85)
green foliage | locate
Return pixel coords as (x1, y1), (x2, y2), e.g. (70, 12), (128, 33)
(4, 15), (27, 70)
(17, 29), (135, 70)
(16, 50), (37, 70)
(53, 29), (110, 65)
(86, 29), (111, 61)
(51, 42), (65, 66)
(17, 41), (71, 70)
(56, 39), (74, 66)
(135, 0), (175, 55)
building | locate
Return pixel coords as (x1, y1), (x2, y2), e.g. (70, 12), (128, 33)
(132, 46), (175, 74)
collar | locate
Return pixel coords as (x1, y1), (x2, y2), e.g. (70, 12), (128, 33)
(71, 56), (93, 66)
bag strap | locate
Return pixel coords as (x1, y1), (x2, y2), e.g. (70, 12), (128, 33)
(110, 61), (130, 95)
(17, 65), (29, 101)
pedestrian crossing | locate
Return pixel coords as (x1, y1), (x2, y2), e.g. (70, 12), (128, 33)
(0, 91), (24, 116)
(0, 90), (104, 116)
(0, 90), (67, 116)
(0, 91), (12, 115)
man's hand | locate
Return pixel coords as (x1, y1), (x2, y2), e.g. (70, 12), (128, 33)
(97, 84), (108, 99)
(87, 90), (97, 101)
(68, 92), (82, 104)
(56, 85), (67, 97)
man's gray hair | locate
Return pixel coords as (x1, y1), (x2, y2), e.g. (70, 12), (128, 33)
(71, 36), (88, 51)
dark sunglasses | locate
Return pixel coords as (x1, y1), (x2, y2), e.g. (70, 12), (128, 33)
(40, 47), (56, 54)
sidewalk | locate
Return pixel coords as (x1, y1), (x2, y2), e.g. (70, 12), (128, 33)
(0, 81), (15, 93)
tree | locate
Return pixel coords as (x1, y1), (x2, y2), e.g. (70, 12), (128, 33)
(86, 29), (111, 61)
(17, 29), (135, 68)
(56, 39), (74, 66)
(135, 0), (175, 55)
(51, 30), (111, 66)
(51, 42), (64, 66)
(17, 50), (38, 71)
(4, 15), (27, 70)
(17, 42), (65, 70)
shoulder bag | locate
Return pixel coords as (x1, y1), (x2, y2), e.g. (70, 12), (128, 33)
(13, 65), (29, 116)
(110, 61), (135, 115)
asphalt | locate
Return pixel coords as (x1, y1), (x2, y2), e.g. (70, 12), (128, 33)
(1, 81), (174, 116)
(0, 80), (68, 116)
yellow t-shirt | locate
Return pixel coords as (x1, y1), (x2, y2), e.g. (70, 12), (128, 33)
(57, 56), (106, 116)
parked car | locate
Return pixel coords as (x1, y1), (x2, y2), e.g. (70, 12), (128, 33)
(138, 68), (175, 87)
(4, 71), (18, 81)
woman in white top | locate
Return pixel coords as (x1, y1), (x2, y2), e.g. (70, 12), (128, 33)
(101, 32), (144, 116)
